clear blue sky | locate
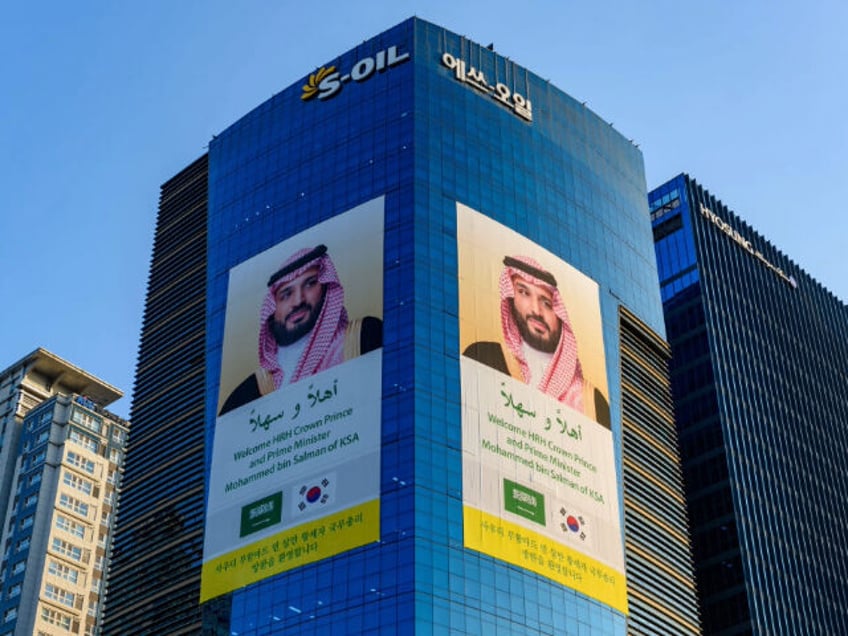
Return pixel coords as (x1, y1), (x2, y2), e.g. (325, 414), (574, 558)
(2, 2), (845, 417)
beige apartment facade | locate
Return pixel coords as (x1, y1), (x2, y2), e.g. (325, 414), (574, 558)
(0, 349), (127, 636)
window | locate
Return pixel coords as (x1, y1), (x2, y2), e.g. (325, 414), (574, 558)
(19, 515), (33, 530)
(70, 406), (102, 434)
(12, 561), (25, 575)
(14, 538), (29, 553)
(48, 560), (81, 585)
(51, 538), (84, 562)
(58, 494), (89, 517)
(44, 583), (75, 608)
(55, 514), (86, 539)
(29, 450), (46, 467)
(40, 607), (72, 630)
(63, 471), (93, 496)
(3, 608), (16, 623)
(66, 451), (96, 475)
(68, 430), (98, 454)
(28, 473), (41, 487)
(24, 493), (38, 508)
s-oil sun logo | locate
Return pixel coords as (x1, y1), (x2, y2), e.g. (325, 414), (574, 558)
(302, 45), (410, 102)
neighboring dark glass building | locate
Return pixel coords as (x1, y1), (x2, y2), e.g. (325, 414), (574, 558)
(103, 156), (209, 634)
(650, 173), (848, 635)
(106, 18), (700, 635)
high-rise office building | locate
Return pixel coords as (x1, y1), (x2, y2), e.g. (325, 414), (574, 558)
(105, 18), (699, 634)
(102, 156), (209, 635)
(650, 173), (848, 634)
(0, 349), (127, 636)
(618, 307), (700, 635)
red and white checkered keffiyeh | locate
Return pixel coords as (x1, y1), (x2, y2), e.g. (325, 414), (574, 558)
(258, 246), (348, 389)
(499, 255), (584, 410)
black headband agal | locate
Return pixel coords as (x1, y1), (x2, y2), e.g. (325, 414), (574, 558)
(267, 244), (327, 288)
(503, 256), (558, 288)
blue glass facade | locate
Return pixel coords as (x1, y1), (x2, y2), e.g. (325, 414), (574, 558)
(651, 174), (848, 634)
(203, 18), (674, 634)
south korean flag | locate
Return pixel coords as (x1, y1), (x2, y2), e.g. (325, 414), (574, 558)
(294, 473), (335, 514)
(559, 506), (587, 538)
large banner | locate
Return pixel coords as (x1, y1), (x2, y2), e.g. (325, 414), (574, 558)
(201, 198), (384, 601)
(458, 204), (627, 613)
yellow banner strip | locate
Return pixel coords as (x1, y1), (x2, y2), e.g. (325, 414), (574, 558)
(201, 499), (379, 602)
(464, 506), (628, 614)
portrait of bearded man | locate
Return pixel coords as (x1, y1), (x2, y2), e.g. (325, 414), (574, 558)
(463, 254), (610, 428)
(219, 244), (381, 415)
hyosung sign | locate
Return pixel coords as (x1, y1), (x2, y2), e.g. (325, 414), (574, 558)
(699, 203), (797, 288)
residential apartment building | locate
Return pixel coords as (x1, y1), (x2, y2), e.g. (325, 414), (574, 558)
(0, 349), (127, 635)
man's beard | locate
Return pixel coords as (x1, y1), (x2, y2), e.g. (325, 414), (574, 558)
(511, 301), (561, 354)
(270, 294), (325, 346)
